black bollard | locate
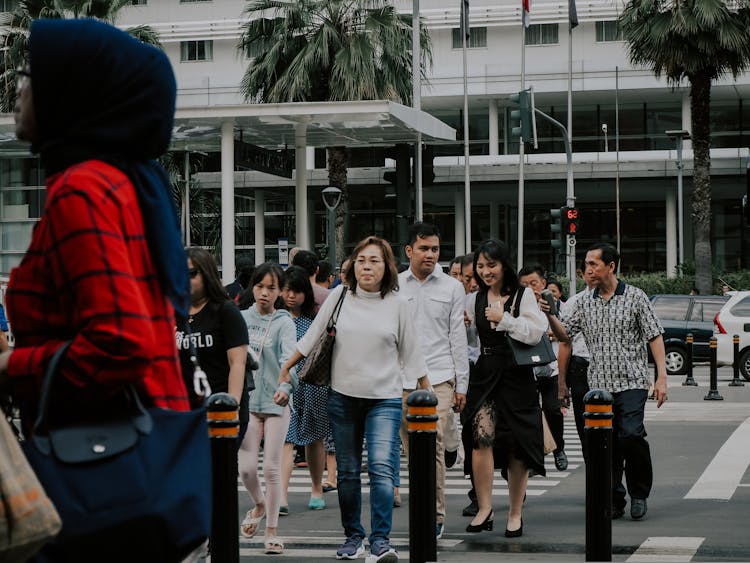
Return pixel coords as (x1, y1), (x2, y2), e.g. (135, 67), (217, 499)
(729, 335), (745, 387)
(682, 333), (697, 386)
(584, 389), (613, 562)
(704, 337), (724, 401)
(406, 389), (438, 563)
(207, 393), (240, 563)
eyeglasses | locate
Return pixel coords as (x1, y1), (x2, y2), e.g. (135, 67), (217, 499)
(355, 258), (384, 266)
(189, 268), (199, 278)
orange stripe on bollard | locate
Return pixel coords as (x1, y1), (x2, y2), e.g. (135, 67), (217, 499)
(209, 427), (239, 438)
(408, 406), (437, 416)
(710, 339), (717, 348)
(207, 411), (238, 421)
(584, 404), (612, 413)
(408, 422), (437, 431)
(584, 418), (612, 427)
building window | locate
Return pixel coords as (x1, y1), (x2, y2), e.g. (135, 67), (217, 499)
(451, 27), (487, 49)
(0, 0), (18, 11)
(180, 40), (213, 62)
(596, 21), (622, 42)
(181, 0), (211, 2)
(130, 0), (147, 4)
(524, 24), (558, 46)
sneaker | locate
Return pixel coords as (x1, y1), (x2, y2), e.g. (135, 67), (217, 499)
(436, 522), (444, 539)
(366, 539), (398, 563)
(336, 536), (365, 560)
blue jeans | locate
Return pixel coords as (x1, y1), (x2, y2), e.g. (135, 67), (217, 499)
(328, 390), (402, 545)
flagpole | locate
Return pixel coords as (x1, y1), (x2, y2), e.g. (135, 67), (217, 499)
(413, 0), (422, 221)
(615, 65), (622, 273)
(517, 2), (526, 269)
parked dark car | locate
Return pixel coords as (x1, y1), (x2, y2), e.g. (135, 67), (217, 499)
(649, 294), (729, 375)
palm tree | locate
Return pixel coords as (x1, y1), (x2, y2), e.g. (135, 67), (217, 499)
(238, 0), (431, 261)
(619, 0), (750, 293)
(0, 0), (160, 112)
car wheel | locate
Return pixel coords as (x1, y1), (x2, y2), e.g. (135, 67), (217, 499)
(665, 346), (687, 375)
(740, 349), (750, 382)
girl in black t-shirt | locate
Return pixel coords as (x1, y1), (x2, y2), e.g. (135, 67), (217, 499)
(177, 248), (249, 437)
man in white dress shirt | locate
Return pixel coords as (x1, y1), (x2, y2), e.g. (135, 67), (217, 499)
(398, 222), (470, 539)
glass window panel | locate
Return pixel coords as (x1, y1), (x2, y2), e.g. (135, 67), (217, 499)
(730, 297), (750, 317)
(0, 222), (36, 252)
(652, 298), (690, 321)
(1, 188), (45, 219)
(525, 24), (558, 46)
(452, 27), (487, 49)
(596, 21), (622, 42)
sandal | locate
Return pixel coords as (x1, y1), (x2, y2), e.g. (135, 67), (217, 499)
(264, 537), (284, 555)
(322, 481), (337, 493)
(240, 507), (265, 538)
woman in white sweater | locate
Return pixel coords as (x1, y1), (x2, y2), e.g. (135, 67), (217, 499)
(279, 236), (429, 563)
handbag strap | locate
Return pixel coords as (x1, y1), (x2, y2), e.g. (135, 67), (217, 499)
(182, 319), (212, 399)
(32, 341), (152, 447)
(327, 287), (347, 330)
(510, 286), (526, 319)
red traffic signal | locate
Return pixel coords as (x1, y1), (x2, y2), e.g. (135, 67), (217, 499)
(563, 206), (579, 236)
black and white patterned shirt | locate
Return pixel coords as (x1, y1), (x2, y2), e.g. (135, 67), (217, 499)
(561, 280), (663, 392)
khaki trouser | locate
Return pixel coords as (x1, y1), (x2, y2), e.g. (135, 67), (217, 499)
(399, 379), (455, 525)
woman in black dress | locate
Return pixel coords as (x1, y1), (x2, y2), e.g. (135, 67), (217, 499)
(464, 240), (547, 537)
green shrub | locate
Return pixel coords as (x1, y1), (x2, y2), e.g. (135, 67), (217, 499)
(616, 269), (750, 296)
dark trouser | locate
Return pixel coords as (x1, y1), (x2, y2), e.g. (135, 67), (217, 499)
(567, 356), (590, 460)
(612, 389), (653, 509)
(537, 375), (564, 453)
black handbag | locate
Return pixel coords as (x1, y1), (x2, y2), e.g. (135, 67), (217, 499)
(22, 341), (212, 563)
(298, 287), (347, 386)
(506, 287), (556, 367)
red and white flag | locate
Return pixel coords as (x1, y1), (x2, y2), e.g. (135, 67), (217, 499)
(522, 0), (530, 28)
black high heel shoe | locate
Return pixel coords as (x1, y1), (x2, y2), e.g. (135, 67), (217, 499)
(504, 518), (523, 538)
(466, 510), (494, 533)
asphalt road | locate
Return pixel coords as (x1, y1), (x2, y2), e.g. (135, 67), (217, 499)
(230, 366), (750, 562)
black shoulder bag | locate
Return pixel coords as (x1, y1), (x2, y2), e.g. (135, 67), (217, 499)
(505, 287), (556, 367)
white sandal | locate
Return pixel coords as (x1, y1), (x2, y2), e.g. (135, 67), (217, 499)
(264, 537), (284, 555)
(240, 508), (265, 538)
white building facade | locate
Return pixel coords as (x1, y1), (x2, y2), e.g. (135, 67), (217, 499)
(1, 0), (748, 278)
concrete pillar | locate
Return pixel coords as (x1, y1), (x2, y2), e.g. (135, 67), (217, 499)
(503, 108), (509, 155)
(295, 124), (310, 249)
(455, 189), (466, 256)
(489, 100), (499, 156)
(666, 187), (677, 278)
(306, 146), (315, 170)
(254, 189), (265, 265)
(220, 119), (235, 284)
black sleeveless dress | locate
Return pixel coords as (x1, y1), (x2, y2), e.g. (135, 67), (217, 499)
(463, 287), (545, 476)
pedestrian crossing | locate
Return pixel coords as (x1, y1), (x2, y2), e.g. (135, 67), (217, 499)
(240, 418), (584, 498)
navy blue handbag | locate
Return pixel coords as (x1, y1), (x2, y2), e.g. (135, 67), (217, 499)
(22, 342), (212, 563)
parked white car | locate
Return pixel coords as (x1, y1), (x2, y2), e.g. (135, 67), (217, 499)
(714, 290), (750, 380)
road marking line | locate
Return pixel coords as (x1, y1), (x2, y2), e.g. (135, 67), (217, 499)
(626, 537), (704, 562)
(684, 417), (750, 500)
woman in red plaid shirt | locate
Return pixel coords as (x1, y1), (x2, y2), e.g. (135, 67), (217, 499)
(0, 19), (191, 428)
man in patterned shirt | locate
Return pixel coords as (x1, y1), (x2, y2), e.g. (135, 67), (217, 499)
(546, 242), (667, 521)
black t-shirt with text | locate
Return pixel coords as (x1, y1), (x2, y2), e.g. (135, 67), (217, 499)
(177, 300), (249, 419)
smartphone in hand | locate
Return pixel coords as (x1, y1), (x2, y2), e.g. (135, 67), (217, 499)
(540, 289), (558, 317)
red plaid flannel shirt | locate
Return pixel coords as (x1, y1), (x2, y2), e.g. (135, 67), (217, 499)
(6, 160), (189, 413)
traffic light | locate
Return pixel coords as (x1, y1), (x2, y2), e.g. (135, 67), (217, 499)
(563, 206), (579, 236)
(550, 207), (564, 250)
(509, 88), (537, 146)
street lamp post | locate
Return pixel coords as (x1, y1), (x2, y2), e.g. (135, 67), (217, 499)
(666, 129), (691, 266)
(322, 186), (342, 268)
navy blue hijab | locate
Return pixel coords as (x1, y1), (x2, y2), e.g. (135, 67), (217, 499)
(28, 18), (190, 318)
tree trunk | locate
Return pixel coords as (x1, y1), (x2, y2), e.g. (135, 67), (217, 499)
(690, 71), (713, 295)
(327, 146), (349, 264)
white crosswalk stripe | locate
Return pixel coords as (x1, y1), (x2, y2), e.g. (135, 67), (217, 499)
(239, 419), (583, 498)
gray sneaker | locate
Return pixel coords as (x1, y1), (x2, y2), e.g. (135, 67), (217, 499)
(366, 539), (398, 563)
(336, 536), (365, 560)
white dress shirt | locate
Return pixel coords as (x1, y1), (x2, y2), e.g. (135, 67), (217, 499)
(399, 266), (470, 394)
